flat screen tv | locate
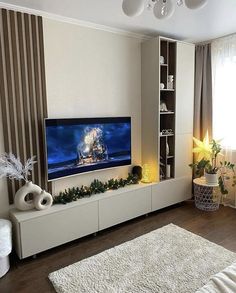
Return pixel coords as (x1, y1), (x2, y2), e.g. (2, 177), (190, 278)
(45, 117), (131, 181)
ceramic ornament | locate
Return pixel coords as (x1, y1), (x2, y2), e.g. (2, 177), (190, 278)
(34, 190), (53, 211)
(0, 153), (53, 212)
(14, 181), (42, 211)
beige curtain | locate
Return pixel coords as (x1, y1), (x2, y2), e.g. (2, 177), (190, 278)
(0, 9), (51, 203)
(194, 44), (213, 140)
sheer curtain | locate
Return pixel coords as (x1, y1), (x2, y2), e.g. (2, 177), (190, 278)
(212, 34), (236, 206)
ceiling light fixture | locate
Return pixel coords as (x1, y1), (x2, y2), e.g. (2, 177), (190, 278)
(122, 0), (207, 20)
(122, 0), (145, 17)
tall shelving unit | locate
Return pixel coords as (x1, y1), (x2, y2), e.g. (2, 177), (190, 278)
(159, 39), (176, 181)
(141, 35), (195, 210)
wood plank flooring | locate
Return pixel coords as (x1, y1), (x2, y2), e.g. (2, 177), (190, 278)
(1, 201), (236, 293)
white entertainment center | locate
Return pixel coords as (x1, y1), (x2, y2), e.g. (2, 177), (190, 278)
(10, 178), (191, 259)
(10, 35), (195, 259)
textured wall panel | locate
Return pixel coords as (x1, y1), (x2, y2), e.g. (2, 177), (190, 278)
(0, 9), (51, 202)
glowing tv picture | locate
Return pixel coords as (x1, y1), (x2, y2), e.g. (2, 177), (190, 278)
(45, 117), (131, 181)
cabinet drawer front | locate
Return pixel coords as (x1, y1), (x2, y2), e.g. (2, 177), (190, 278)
(20, 201), (98, 258)
(176, 42), (195, 135)
(99, 187), (152, 230)
(175, 133), (193, 178)
(152, 177), (191, 211)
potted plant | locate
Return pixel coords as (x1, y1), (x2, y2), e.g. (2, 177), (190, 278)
(189, 133), (236, 195)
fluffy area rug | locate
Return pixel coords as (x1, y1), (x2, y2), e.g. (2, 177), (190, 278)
(49, 224), (236, 293)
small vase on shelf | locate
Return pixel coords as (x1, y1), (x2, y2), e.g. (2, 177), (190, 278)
(168, 75), (174, 89)
(166, 142), (170, 156)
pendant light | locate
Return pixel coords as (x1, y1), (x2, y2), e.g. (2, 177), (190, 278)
(122, 0), (145, 17)
(184, 0), (207, 10)
(153, 0), (175, 20)
(122, 0), (208, 20)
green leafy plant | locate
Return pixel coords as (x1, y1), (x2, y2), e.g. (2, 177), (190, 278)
(218, 161), (236, 194)
(53, 173), (140, 205)
(189, 137), (236, 195)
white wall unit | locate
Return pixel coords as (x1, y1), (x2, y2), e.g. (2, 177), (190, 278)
(10, 178), (192, 259)
(8, 34), (195, 260)
(99, 186), (152, 230)
(141, 36), (194, 210)
(10, 184), (154, 259)
(151, 177), (192, 211)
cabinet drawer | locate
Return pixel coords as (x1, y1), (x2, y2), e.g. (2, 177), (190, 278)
(20, 201), (98, 258)
(152, 177), (191, 211)
(99, 187), (152, 230)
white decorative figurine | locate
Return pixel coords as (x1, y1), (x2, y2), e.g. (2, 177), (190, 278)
(160, 100), (168, 112)
(34, 190), (53, 211)
(160, 55), (165, 64)
(168, 75), (174, 89)
(0, 153), (53, 211)
(14, 181), (42, 210)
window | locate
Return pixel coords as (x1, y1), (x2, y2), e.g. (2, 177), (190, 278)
(212, 35), (236, 149)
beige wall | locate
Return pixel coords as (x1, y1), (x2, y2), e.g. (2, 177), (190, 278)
(44, 19), (142, 194)
(0, 18), (142, 216)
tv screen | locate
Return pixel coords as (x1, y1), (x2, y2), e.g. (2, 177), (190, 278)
(45, 117), (131, 181)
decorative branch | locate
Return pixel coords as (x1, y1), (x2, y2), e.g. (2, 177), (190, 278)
(53, 173), (140, 205)
(0, 153), (37, 182)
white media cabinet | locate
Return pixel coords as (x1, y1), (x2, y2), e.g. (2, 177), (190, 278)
(10, 177), (191, 259)
(10, 35), (194, 259)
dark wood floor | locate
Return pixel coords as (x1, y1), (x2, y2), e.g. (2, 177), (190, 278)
(1, 201), (236, 293)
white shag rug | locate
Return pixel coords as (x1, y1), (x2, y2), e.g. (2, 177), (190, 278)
(49, 224), (236, 293)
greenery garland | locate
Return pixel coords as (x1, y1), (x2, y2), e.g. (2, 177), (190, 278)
(53, 173), (140, 205)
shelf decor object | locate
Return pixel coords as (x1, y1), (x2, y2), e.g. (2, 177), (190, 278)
(142, 164), (152, 183)
(160, 56), (165, 64)
(122, 0), (208, 20)
(168, 75), (174, 89)
(14, 181), (42, 211)
(53, 174), (140, 205)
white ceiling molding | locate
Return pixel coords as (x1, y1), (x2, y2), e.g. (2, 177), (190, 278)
(1, 0), (235, 43)
(0, 2), (152, 41)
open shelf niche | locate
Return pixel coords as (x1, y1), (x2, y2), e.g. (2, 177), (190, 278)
(159, 39), (176, 181)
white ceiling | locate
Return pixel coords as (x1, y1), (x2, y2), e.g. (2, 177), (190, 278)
(1, 0), (236, 42)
